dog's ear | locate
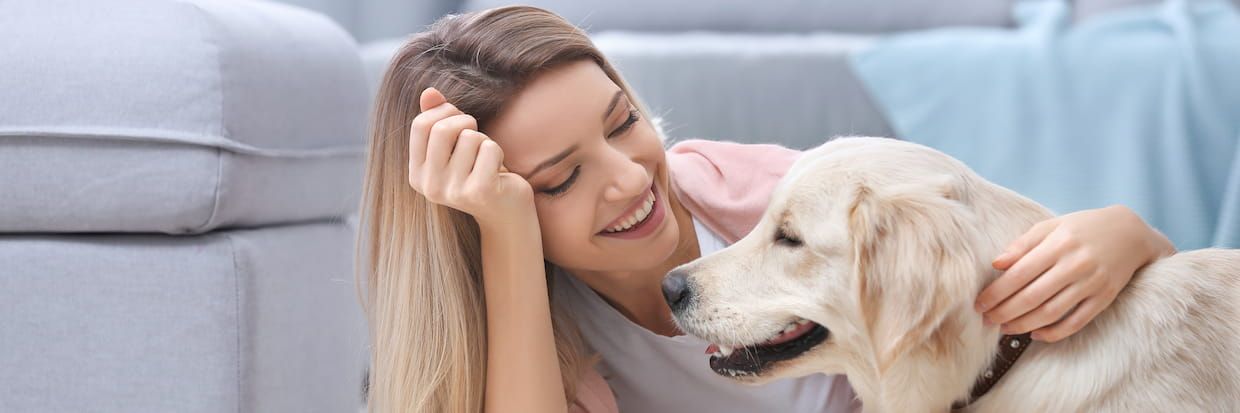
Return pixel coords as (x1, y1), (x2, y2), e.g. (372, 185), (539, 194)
(848, 176), (981, 373)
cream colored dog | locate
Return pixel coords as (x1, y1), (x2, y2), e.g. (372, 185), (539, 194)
(665, 137), (1240, 412)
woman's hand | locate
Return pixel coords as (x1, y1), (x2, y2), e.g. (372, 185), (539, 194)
(974, 205), (1176, 342)
(407, 87), (535, 228)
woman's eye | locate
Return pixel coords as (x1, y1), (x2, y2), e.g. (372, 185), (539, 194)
(541, 165), (581, 197)
(607, 109), (639, 139)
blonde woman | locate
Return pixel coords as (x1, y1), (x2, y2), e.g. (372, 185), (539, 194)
(356, 6), (1177, 412)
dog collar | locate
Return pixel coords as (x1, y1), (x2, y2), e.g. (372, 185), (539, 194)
(951, 333), (1033, 410)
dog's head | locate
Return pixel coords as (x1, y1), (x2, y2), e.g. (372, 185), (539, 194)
(667, 138), (1047, 400)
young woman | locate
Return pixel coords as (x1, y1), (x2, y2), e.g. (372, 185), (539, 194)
(356, 6), (1177, 413)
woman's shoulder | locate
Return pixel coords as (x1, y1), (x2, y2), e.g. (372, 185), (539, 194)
(665, 139), (803, 244)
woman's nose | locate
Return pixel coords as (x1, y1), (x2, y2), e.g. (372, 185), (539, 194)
(603, 152), (648, 202)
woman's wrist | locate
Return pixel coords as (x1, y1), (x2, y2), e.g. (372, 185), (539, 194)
(477, 207), (540, 238)
(1106, 204), (1176, 264)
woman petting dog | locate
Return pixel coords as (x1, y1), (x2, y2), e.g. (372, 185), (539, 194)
(355, 6), (1176, 412)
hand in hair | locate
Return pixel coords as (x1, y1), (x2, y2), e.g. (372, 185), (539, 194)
(407, 87), (536, 227)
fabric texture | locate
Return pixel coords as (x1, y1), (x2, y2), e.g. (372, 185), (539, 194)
(566, 138), (859, 412)
(0, 0), (368, 234)
(851, 0), (1240, 249)
(0, 220), (368, 413)
(461, 0), (1013, 33)
(664, 139), (805, 244)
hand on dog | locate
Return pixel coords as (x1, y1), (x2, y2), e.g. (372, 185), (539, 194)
(973, 205), (1176, 342)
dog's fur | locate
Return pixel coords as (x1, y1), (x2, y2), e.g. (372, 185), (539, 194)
(671, 137), (1240, 412)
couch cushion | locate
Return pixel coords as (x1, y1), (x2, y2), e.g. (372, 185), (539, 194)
(0, 0), (368, 234)
(0, 221), (367, 412)
(462, 0), (1013, 33)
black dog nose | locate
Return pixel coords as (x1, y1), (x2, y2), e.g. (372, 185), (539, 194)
(662, 269), (692, 311)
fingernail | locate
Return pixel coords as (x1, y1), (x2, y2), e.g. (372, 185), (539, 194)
(975, 301), (991, 313)
(993, 252), (1012, 264)
(982, 318), (995, 327)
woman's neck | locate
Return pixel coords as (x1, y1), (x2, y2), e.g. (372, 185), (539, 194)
(576, 188), (701, 337)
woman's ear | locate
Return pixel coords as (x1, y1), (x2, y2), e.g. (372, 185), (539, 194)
(848, 177), (981, 373)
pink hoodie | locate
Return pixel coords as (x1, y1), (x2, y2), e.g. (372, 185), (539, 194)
(569, 138), (805, 412)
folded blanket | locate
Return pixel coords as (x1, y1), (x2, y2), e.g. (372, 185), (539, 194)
(851, 0), (1240, 249)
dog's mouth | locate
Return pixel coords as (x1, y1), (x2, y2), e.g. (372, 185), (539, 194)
(705, 318), (830, 378)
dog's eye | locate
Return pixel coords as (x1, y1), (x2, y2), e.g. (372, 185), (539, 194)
(776, 229), (803, 247)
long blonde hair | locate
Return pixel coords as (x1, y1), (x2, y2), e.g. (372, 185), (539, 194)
(356, 6), (656, 412)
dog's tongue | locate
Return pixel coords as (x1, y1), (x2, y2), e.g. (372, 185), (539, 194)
(705, 344), (720, 355)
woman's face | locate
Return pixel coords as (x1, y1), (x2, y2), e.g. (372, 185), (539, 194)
(486, 59), (680, 274)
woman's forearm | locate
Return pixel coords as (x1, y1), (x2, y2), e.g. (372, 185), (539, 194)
(479, 217), (568, 413)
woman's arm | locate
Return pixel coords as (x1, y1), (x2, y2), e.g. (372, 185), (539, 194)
(480, 216), (570, 413)
(407, 87), (571, 412)
(974, 205), (1177, 342)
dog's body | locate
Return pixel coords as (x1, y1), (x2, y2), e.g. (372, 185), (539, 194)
(665, 137), (1240, 412)
(972, 248), (1240, 412)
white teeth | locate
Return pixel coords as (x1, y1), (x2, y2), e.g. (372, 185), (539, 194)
(769, 319), (811, 340)
(604, 190), (656, 233)
(720, 368), (757, 377)
(719, 345), (734, 357)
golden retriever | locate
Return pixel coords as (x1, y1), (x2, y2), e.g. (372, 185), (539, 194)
(665, 137), (1240, 412)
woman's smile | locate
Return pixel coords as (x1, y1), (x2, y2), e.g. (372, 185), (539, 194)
(597, 181), (666, 240)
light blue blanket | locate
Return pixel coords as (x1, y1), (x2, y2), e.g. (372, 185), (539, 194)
(851, 0), (1240, 249)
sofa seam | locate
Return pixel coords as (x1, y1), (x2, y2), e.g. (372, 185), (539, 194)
(175, 2), (241, 409)
(178, 0), (228, 236)
(223, 232), (243, 413)
(193, 146), (226, 234)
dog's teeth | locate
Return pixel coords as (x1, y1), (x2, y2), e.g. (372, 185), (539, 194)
(782, 324), (797, 334)
(719, 345), (734, 357)
(797, 318), (810, 325)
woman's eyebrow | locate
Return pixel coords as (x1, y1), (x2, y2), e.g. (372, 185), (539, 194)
(601, 90), (623, 121)
(523, 143), (579, 179)
(521, 91), (624, 179)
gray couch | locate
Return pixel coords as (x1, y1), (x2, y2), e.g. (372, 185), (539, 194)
(1, 1), (368, 411)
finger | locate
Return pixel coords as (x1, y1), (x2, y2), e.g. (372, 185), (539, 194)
(409, 102), (463, 170)
(420, 87), (447, 112)
(996, 274), (1093, 334)
(1031, 295), (1106, 342)
(448, 130), (485, 179)
(469, 138), (504, 185)
(425, 114), (479, 172)
(993, 219), (1057, 270)
(976, 237), (1060, 313)
(985, 254), (1093, 325)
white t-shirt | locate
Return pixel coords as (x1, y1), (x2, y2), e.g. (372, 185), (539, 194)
(553, 217), (856, 412)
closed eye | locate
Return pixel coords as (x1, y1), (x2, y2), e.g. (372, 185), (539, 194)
(776, 226), (802, 247)
(608, 109), (639, 138)
(542, 165), (581, 197)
